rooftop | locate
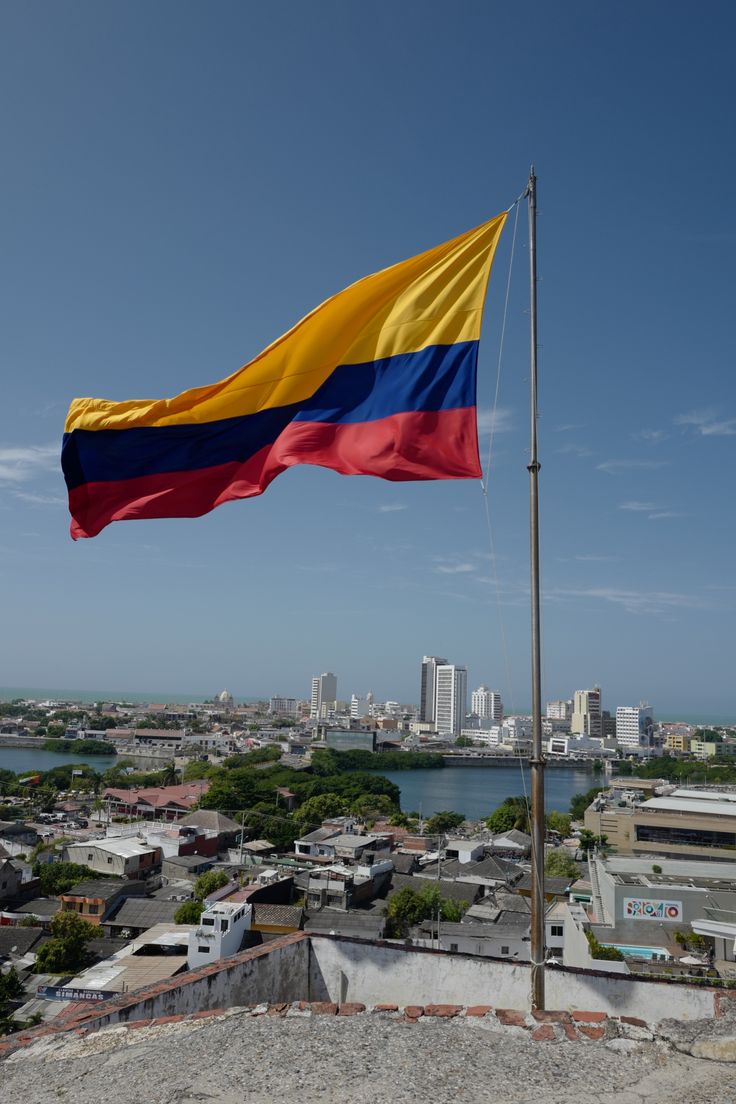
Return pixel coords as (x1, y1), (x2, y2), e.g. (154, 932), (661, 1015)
(4, 1001), (729, 1104)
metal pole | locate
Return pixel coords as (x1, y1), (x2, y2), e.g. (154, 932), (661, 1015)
(527, 166), (546, 1010)
(239, 809), (246, 865)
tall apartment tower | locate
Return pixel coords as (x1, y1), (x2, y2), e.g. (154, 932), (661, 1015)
(471, 686), (503, 725)
(571, 687), (602, 739)
(616, 704), (655, 749)
(434, 664), (468, 737)
(310, 672), (337, 720)
(420, 656), (447, 723)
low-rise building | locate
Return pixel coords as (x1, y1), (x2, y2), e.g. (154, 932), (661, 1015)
(65, 838), (161, 879)
(188, 900), (252, 969)
(585, 786), (736, 861)
(103, 781), (211, 821)
(58, 880), (147, 925)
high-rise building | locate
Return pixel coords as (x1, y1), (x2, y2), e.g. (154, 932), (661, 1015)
(434, 664), (468, 737)
(471, 686), (503, 725)
(616, 704), (655, 749)
(546, 699), (572, 721)
(420, 656), (447, 723)
(310, 672), (337, 720)
(571, 687), (602, 739)
(269, 696), (299, 717)
(350, 694), (371, 719)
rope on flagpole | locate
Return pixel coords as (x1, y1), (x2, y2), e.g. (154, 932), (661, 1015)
(479, 194), (521, 716)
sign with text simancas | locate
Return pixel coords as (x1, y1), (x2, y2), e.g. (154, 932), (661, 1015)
(36, 985), (117, 1002)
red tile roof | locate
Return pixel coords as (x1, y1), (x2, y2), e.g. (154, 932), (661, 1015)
(103, 781), (210, 811)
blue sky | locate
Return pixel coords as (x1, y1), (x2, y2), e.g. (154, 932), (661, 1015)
(1, 2), (734, 716)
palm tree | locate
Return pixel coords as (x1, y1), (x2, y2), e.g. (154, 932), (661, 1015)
(160, 761), (179, 787)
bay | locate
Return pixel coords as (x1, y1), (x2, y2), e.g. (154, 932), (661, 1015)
(0, 747), (118, 775)
(376, 764), (603, 821)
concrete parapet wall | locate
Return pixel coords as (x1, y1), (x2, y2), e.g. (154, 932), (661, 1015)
(307, 934), (719, 1024)
(2, 931), (730, 1061)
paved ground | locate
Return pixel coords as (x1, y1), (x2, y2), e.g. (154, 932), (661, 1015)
(4, 1010), (736, 1104)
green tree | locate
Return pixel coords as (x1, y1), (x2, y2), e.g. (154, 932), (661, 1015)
(193, 869), (230, 901)
(425, 810), (465, 835)
(350, 793), (397, 819)
(546, 810), (572, 837)
(174, 900), (204, 924)
(34, 912), (97, 974)
(385, 884), (466, 938)
(34, 862), (100, 895)
(544, 849), (579, 879)
(485, 796), (530, 834)
(160, 761), (179, 787)
(577, 829), (607, 853)
(569, 787), (604, 820)
(293, 793), (348, 827)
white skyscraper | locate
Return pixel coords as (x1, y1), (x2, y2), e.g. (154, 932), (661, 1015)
(471, 686), (503, 724)
(571, 687), (602, 739)
(310, 672), (337, 720)
(616, 704), (655, 749)
(434, 664), (468, 737)
(350, 694), (371, 719)
(420, 656), (447, 723)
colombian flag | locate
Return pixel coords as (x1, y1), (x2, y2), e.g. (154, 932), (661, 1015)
(62, 213), (507, 539)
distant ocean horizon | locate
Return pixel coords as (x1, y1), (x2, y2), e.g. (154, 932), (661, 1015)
(0, 686), (733, 727)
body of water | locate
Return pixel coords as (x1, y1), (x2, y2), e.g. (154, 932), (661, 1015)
(378, 764), (603, 820)
(0, 747), (118, 775)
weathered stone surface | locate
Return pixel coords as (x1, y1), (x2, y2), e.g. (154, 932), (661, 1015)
(2, 1010), (735, 1103)
(571, 1011), (607, 1023)
(531, 1009), (571, 1023)
(465, 1005), (493, 1017)
(337, 1002), (366, 1016)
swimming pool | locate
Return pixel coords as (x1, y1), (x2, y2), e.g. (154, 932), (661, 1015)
(602, 944), (670, 960)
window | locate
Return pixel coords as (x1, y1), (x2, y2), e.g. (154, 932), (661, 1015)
(203, 917), (215, 926)
(107, 857), (113, 864)
(501, 946), (510, 955)
(198, 946), (210, 954)
(87, 854), (93, 861)
(550, 925), (563, 938)
(220, 919), (229, 931)
(450, 943), (458, 953)
(88, 904), (99, 915)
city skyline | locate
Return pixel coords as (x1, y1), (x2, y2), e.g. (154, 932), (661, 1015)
(2, 4), (735, 716)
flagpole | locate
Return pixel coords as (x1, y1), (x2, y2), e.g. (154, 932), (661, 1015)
(526, 166), (546, 1010)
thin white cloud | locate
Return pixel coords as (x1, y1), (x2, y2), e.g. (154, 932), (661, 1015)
(549, 585), (705, 616)
(377, 504), (407, 513)
(555, 442), (592, 457)
(553, 423), (585, 433)
(476, 406), (513, 437)
(597, 459), (669, 474)
(0, 443), (59, 484)
(13, 491), (66, 507)
(675, 409), (736, 436)
(648, 511), (685, 520)
(619, 501), (660, 512)
(573, 554), (620, 563)
(634, 429), (669, 444)
(434, 561), (477, 575)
